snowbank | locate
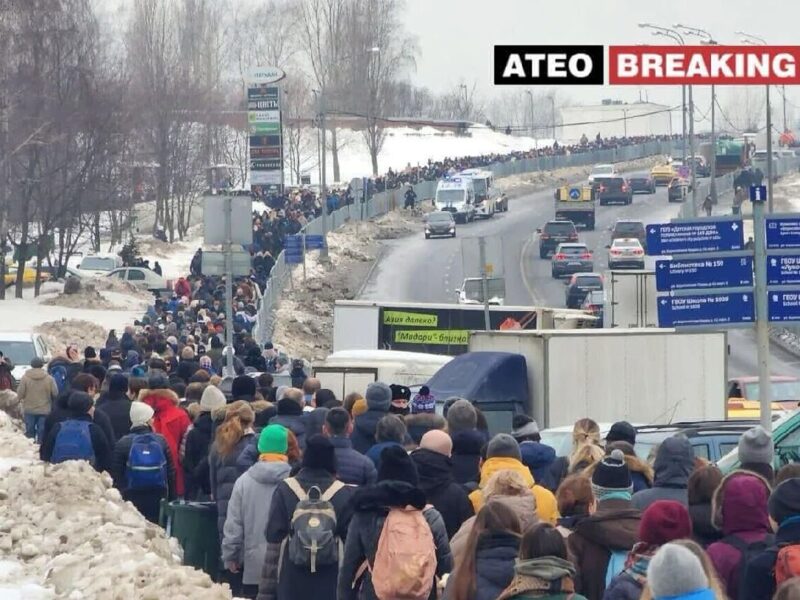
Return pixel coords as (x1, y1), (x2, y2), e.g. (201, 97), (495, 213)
(0, 411), (234, 599)
(34, 319), (110, 357)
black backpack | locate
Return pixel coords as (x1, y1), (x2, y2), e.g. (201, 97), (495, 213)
(720, 533), (775, 600)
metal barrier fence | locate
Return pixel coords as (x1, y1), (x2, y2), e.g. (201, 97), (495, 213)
(253, 140), (685, 343)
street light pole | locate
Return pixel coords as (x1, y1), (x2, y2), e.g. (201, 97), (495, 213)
(525, 90), (536, 147)
(319, 89), (329, 260)
(550, 95), (556, 140)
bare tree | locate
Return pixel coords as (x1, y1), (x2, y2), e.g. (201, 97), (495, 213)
(724, 86), (766, 133)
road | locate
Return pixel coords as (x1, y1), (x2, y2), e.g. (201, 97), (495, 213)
(360, 176), (800, 379)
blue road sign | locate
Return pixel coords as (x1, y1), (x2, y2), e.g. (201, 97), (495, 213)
(766, 254), (800, 285)
(766, 217), (800, 250)
(655, 256), (753, 292)
(657, 292), (754, 327)
(304, 235), (326, 250)
(769, 291), (800, 322)
(284, 235), (303, 247)
(750, 185), (767, 203)
(646, 220), (745, 256)
(568, 187), (581, 199)
(284, 251), (303, 264)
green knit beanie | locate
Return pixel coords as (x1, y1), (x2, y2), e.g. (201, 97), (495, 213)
(258, 424), (289, 454)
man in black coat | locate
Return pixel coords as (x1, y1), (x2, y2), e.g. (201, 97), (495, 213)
(95, 373), (132, 442)
(182, 385), (226, 499)
(351, 382), (392, 454)
(410, 430), (473, 539)
(445, 399), (487, 486)
(43, 373), (117, 449)
(323, 407), (377, 486)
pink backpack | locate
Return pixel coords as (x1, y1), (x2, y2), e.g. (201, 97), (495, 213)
(370, 507), (437, 600)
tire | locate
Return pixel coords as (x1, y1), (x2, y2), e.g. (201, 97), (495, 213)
(451, 231), (457, 238)
(425, 234), (430, 239)
(540, 248), (547, 259)
(599, 200), (606, 206)
(551, 270), (558, 279)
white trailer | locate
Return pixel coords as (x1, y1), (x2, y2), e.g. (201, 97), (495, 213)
(605, 270), (658, 328)
(468, 329), (727, 428)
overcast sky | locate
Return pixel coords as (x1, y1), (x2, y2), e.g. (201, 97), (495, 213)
(403, 0), (800, 123)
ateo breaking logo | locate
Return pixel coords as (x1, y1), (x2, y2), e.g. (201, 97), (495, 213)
(495, 45), (800, 85)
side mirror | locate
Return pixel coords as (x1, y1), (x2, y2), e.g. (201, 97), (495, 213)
(605, 244), (611, 249)
(535, 228), (542, 234)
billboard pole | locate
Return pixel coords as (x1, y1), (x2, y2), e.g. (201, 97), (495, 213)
(752, 193), (772, 431)
(479, 236), (490, 330)
(319, 90), (329, 261)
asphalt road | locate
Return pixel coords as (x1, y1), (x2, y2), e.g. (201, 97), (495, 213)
(360, 177), (800, 379)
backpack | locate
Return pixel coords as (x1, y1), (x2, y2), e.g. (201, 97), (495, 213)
(721, 534), (774, 599)
(775, 543), (800, 587)
(279, 478), (345, 573)
(126, 433), (168, 490)
(49, 365), (68, 395)
(605, 550), (628, 586)
(51, 420), (95, 466)
(370, 507), (437, 600)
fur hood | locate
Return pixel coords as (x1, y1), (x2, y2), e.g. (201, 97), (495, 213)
(404, 413), (446, 430)
(138, 387), (180, 408)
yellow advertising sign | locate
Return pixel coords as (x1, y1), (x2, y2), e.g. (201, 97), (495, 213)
(383, 311), (438, 327)
(395, 330), (469, 345)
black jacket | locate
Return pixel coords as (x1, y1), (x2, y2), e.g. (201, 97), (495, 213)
(210, 434), (254, 538)
(742, 519), (800, 600)
(338, 480), (453, 600)
(329, 435), (377, 486)
(411, 448), (473, 539)
(351, 409), (387, 455)
(182, 412), (215, 498)
(450, 429), (486, 485)
(43, 394), (117, 449)
(270, 399), (308, 448)
(95, 391), (132, 442)
(443, 531), (519, 600)
(40, 414), (113, 473)
(690, 502), (723, 547)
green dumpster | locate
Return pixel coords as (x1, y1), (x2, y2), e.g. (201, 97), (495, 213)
(160, 500), (221, 581)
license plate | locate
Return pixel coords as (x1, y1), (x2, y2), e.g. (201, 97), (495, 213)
(568, 261), (581, 266)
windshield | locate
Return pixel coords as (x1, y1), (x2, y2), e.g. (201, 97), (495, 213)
(0, 341), (36, 365)
(614, 223), (643, 235)
(545, 222), (575, 234)
(592, 165), (613, 175)
(470, 178), (488, 195)
(464, 280), (484, 301)
(559, 246), (588, 255)
(79, 257), (116, 271)
(436, 189), (466, 204)
(745, 381), (800, 402)
(575, 276), (602, 289)
(428, 213), (453, 223)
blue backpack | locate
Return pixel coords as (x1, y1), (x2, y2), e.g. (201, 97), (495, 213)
(51, 420), (95, 465)
(606, 549), (628, 586)
(126, 434), (167, 490)
(49, 365), (68, 395)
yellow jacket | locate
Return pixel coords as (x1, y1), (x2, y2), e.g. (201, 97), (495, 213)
(468, 456), (559, 525)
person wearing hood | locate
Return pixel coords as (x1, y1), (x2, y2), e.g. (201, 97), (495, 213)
(737, 425), (775, 484)
(18, 357), (58, 442)
(140, 372), (191, 496)
(183, 384), (226, 499)
(687, 465), (723, 547)
(322, 407), (376, 486)
(304, 406), (329, 438)
(446, 399), (488, 486)
(411, 430), (474, 539)
(512, 415), (557, 486)
(443, 501), (521, 600)
(632, 435), (694, 511)
(706, 471), (773, 599)
(469, 434), (558, 525)
(604, 500), (693, 600)
(95, 373), (132, 442)
(365, 414), (407, 467)
(497, 523), (587, 600)
(645, 543), (717, 600)
(123, 350), (141, 372)
(568, 449), (641, 599)
(350, 382), (392, 454)
(232, 374), (258, 403)
(222, 424), (292, 599)
(337, 445), (452, 600)
(111, 401), (176, 523)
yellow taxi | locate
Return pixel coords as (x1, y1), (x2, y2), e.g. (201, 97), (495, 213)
(3, 265), (51, 288)
(727, 375), (800, 419)
(650, 163), (677, 186)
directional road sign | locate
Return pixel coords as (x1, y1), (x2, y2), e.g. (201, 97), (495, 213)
(655, 256), (753, 292)
(750, 184), (767, 203)
(769, 291), (800, 322)
(304, 235), (326, 250)
(657, 292), (754, 327)
(568, 187), (581, 199)
(646, 220), (744, 256)
(766, 216), (800, 250)
(766, 255), (800, 285)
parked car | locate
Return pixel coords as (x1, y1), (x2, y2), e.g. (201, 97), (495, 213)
(537, 220), (578, 259)
(580, 290), (605, 327)
(107, 267), (170, 294)
(718, 409), (800, 474)
(667, 177), (690, 202)
(551, 243), (594, 279)
(608, 238), (645, 269)
(76, 254), (123, 277)
(0, 332), (51, 381)
(635, 421), (759, 463)
(627, 172), (656, 194)
(727, 375), (800, 418)
(4, 265), (51, 288)
(594, 176), (632, 206)
(424, 211), (457, 239)
(564, 272), (603, 309)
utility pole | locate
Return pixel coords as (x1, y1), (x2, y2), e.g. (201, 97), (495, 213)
(688, 85), (697, 215)
(710, 84), (717, 201)
(0, 34), (7, 301)
(681, 85), (687, 162)
(550, 95), (556, 140)
(767, 84), (774, 213)
(478, 236), (490, 331)
(525, 90), (536, 147)
(623, 109), (628, 137)
(319, 90), (329, 260)
(752, 189), (772, 431)
(223, 196), (234, 378)
(783, 84), (788, 133)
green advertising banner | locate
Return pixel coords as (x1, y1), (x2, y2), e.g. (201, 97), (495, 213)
(383, 310), (438, 327)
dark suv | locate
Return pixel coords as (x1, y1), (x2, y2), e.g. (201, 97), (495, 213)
(635, 421), (759, 463)
(594, 176), (632, 206)
(611, 219), (646, 250)
(538, 220), (578, 258)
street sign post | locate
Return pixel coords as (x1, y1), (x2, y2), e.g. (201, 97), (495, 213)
(657, 292), (754, 327)
(768, 291), (800, 322)
(766, 215), (800, 250)
(655, 255), (753, 292)
(304, 235), (326, 250)
(646, 220), (745, 256)
(750, 184), (767, 203)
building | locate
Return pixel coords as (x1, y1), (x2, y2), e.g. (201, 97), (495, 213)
(558, 101), (674, 142)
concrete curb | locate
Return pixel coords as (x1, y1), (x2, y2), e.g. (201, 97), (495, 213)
(355, 244), (387, 298)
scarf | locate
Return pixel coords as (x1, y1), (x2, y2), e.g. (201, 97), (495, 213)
(259, 453), (288, 463)
(497, 557), (576, 600)
(622, 542), (659, 586)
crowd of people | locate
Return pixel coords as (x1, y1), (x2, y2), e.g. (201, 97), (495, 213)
(8, 338), (800, 600)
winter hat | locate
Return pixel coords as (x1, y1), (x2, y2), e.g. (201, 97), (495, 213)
(606, 421), (637, 446)
(738, 425), (774, 466)
(302, 434), (337, 475)
(365, 382), (392, 412)
(511, 417), (540, 441)
(84, 346), (97, 360)
(30, 357), (44, 369)
(352, 398), (368, 417)
(639, 500), (693, 546)
(258, 424), (289, 454)
(591, 449), (633, 498)
(769, 478), (800, 525)
(420, 430), (453, 457)
(109, 373), (128, 395)
(446, 399), (477, 433)
(378, 445), (419, 486)
(148, 371), (170, 390)
(390, 384), (411, 401)
(107, 362), (123, 373)
(131, 366), (147, 378)
(486, 433), (522, 461)
(199, 355), (212, 370)
(231, 375), (257, 400)
(200, 385), (227, 412)
(647, 543), (708, 598)
(130, 401), (155, 428)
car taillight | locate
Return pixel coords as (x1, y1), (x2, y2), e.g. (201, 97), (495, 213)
(598, 185), (606, 193)
(621, 184), (629, 192)
(541, 233), (550, 240)
(610, 249), (621, 255)
(633, 249), (644, 255)
(569, 233), (578, 241)
(580, 253), (592, 259)
(554, 253), (566, 260)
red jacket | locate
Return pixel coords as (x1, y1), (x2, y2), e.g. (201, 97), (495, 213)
(140, 389), (191, 496)
(174, 278), (191, 299)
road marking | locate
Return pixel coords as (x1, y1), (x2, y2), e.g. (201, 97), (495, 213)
(520, 236), (545, 305)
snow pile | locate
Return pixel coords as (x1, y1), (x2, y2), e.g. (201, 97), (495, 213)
(0, 411), (234, 599)
(272, 208), (425, 360)
(40, 280), (150, 313)
(35, 319), (109, 356)
(92, 277), (153, 303)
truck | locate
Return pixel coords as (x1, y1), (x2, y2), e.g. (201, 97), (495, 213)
(554, 185), (595, 230)
(425, 329), (727, 433)
(434, 177), (475, 223)
(458, 169), (502, 217)
(604, 270), (657, 328)
(456, 277), (506, 306)
(332, 299), (596, 356)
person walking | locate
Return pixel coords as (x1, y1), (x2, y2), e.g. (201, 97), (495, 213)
(687, 465), (724, 547)
(40, 392), (112, 473)
(95, 373), (132, 442)
(18, 357), (58, 443)
(632, 436), (694, 510)
(183, 384), (226, 499)
(544, 418), (601, 491)
(350, 382), (392, 454)
(703, 194), (713, 216)
(447, 399), (487, 486)
(322, 407), (376, 486)
(645, 543), (717, 600)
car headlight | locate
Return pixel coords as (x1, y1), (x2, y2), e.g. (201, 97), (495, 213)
(425, 228), (431, 233)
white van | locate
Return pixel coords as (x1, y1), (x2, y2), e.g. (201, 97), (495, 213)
(76, 254), (123, 277)
(435, 177), (475, 223)
(313, 349), (452, 401)
(458, 169), (498, 218)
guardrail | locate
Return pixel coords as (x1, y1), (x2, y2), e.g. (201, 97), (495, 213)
(253, 140), (685, 343)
